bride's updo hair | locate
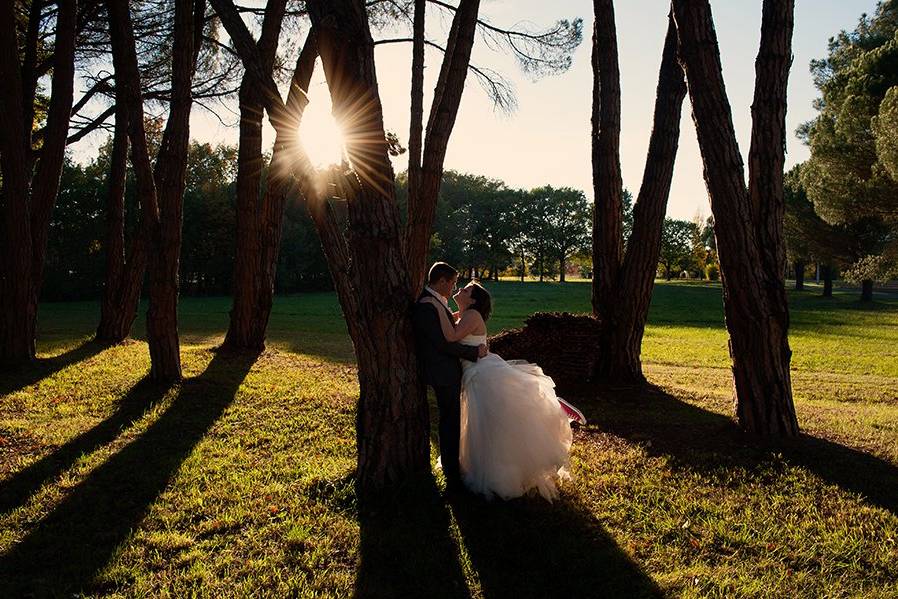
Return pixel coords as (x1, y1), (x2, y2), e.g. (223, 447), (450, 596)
(468, 281), (492, 322)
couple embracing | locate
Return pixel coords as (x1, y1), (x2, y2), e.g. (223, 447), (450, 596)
(412, 262), (586, 501)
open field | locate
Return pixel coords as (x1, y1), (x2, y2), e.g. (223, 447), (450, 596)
(1, 281), (897, 597)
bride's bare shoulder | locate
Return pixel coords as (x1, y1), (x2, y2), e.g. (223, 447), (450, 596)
(461, 309), (486, 331)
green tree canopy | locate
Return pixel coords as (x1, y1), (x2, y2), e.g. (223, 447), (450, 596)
(800, 1), (898, 253)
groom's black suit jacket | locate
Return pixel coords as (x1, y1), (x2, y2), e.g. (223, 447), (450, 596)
(412, 289), (480, 387)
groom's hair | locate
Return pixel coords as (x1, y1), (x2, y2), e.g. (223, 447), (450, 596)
(428, 262), (458, 285)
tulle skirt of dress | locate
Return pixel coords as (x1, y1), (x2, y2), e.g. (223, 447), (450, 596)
(459, 354), (573, 501)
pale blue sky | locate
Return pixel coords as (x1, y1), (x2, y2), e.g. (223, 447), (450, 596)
(74, 0), (879, 220)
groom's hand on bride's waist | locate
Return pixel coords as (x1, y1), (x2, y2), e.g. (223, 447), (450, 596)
(478, 344), (488, 358)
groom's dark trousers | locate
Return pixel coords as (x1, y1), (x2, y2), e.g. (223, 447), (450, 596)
(412, 290), (480, 485)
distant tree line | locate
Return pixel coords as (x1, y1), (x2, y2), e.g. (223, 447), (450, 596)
(46, 145), (731, 303)
(42, 139), (329, 301)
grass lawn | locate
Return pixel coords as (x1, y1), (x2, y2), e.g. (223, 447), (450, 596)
(1, 280), (896, 597)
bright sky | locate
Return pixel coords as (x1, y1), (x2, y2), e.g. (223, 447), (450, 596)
(75, 0), (880, 221)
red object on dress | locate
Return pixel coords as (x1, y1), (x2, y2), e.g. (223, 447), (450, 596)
(558, 397), (586, 425)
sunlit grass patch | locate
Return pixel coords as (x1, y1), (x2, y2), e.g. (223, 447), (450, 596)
(1, 281), (896, 596)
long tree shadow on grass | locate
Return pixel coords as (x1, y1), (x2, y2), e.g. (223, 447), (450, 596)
(0, 350), (259, 597)
(0, 378), (166, 515)
(355, 394), (661, 598)
(575, 383), (898, 517)
(449, 493), (663, 598)
(0, 340), (106, 397)
(351, 476), (473, 599)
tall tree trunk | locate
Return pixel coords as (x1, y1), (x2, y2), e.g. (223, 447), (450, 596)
(97, 104), (130, 341)
(590, 0), (624, 318)
(225, 80), (266, 350)
(673, 0), (798, 436)
(793, 260), (805, 290)
(593, 17), (688, 383)
(145, 0), (202, 383)
(21, 0), (43, 175)
(105, 0), (162, 348)
(306, 0), (429, 495)
(0, 1), (35, 366)
(223, 0), (288, 352)
(594, 19), (686, 383)
(0, 0), (76, 366)
(242, 32), (318, 351)
(406, 0), (425, 229)
(29, 0), (78, 313)
(559, 255), (566, 282)
(861, 279), (873, 301)
(821, 264), (833, 297)
(405, 0), (481, 294)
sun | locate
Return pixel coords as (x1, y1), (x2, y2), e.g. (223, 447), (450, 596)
(297, 79), (346, 168)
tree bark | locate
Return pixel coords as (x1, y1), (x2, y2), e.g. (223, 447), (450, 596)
(861, 279), (873, 301)
(145, 0), (202, 383)
(793, 260), (805, 290)
(405, 0), (481, 294)
(0, 0), (77, 366)
(673, 0), (798, 436)
(96, 104), (130, 341)
(590, 0), (624, 319)
(591, 17), (687, 384)
(239, 32), (318, 352)
(29, 0), (78, 314)
(306, 0), (429, 496)
(103, 0), (162, 345)
(223, 0), (288, 352)
(406, 0), (425, 228)
(821, 264), (833, 297)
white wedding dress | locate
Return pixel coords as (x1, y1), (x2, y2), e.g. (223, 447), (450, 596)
(456, 334), (573, 501)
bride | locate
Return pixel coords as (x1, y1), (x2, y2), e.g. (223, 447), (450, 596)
(421, 281), (584, 501)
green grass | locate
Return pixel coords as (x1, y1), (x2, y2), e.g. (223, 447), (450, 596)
(1, 280), (897, 597)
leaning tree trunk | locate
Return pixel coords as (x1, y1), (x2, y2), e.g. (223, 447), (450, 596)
(673, 0), (798, 435)
(593, 16), (687, 383)
(28, 0), (78, 321)
(244, 34), (318, 353)
(223, 0), (287, 352)
(793, 260), (805, 290)
(404, 0), (480, 294)
(821, 264), (833, 297)
(105, 0), (163, 348)
(861, 280), (873, 301)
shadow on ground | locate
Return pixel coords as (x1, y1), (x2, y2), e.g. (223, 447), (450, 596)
(0, 350), (259, 597)
(574, 383), (898, 517)
(0, 378), (165, 516)
(0, 340), (106, 397)
(449, 492), (663, 598)
(348, 473), (662, 599)
(348, 392), (662, 599)
(352, 476), (472, 599)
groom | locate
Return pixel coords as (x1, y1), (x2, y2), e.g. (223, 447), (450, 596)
(413, 262), (487, 492)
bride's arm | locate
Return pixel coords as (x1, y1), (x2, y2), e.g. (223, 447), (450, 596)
(421, 299), (484, 341)
(421, 298), (464, 341)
